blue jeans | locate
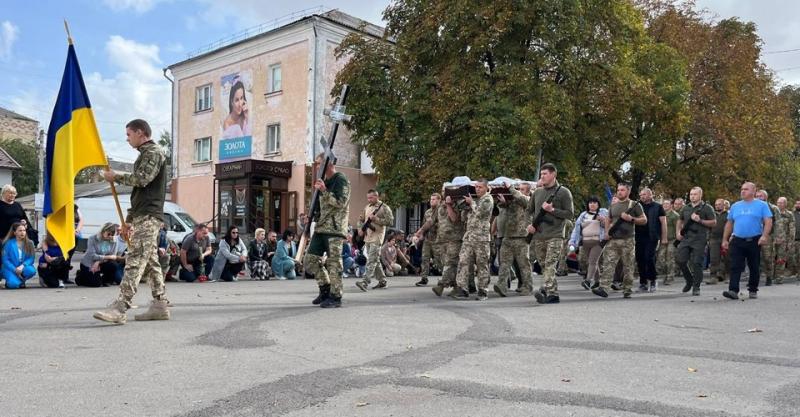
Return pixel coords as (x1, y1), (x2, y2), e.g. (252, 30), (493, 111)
(180, 255), (214, 282)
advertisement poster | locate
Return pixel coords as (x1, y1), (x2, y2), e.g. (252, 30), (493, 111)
(235, 187), (247, 217)
(219, 70), (253, 160)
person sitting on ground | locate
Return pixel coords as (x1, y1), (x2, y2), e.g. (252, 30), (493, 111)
(265, 230), (278, 266)
(248, 228), (272, 280)
(76, 223), (123, 287)
(342, 232), (356, 278)
(113, 224), (129, 284)
(381, 232), (403, 276)
(210, 226), (248, 282)
(179, 223), (214, 282)
(38, 231), (70, 288)
(157, 223), (179, 282)
(272, 229), (298, 280)
(2, 222), (36, 289)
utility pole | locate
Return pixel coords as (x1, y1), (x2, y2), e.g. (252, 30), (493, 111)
(38, 129), (44, 193)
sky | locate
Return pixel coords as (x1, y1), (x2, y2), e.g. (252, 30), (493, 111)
(0, 0), (798, 162)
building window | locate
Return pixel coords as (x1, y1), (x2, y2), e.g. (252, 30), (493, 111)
(269, 64), (282, 93)
(195, 84), (212, 112)
(267, 124), (280, 153)
(194, 137), (211, 162)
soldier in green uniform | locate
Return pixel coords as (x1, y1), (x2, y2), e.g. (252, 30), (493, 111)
(707, 198), (729, 284)
(773, 197), (795, 284)
(675, 187), (716, 295)
(756, 190), (779, 286)
(413, 193), (442, 287)
(355, 189), (393, 291)
(430, 192), (465, 297)
(94, 119), (170, 324)
(452, 179), (494, 301)
(791, 199), (800, 279)
(527, 164), (574, 304)
(593, 183), (646, 299)
(493, 181), (533, 297)
(305, 153), (351, 308)
(657, 199), (679, 285)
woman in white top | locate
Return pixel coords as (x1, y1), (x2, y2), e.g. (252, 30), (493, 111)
(569, 196), (608, 290)
(210, 226), (248, 282)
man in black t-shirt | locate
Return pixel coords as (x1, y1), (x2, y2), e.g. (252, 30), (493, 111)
(634, 188), (667, 292)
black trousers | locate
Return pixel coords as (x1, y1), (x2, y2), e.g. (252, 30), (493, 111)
(635, 237), (659, 284)
(729, 236), (761, 293)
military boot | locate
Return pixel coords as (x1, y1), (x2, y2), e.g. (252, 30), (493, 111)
(134, 299), (170, 321)
(493, 283), (507, 297)
(312, 284), (330, 305)
(320, 294), (342, 308)
(432, 284), (445, 297)
(415, 277), (428, 287)
(93, 299), (128, 324)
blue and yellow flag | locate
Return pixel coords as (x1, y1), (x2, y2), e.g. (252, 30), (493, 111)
(43, 44), (108, 252)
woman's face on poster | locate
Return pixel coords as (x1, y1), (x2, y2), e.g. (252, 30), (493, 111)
(232, 87), (246, 116)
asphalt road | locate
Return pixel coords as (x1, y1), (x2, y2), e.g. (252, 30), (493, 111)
(1, 273), (798, 417)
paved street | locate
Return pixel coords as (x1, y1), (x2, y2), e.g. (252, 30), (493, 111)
(1, 273), (798, 417)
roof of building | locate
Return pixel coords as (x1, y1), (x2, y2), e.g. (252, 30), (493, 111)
(0, 146), (22, 170)
(0, 106), (37, 123)
(168, 9), (385, 70)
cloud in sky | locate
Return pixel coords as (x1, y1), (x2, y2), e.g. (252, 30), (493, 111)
(0, 20), (19, 60)
(102, 0), (164, 14)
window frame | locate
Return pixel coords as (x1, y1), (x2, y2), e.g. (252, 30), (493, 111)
(194, 136), (212, 162)
(268, 64), (282, 93)
(195, 83), (213, 113)
(266, 124), (281, 154)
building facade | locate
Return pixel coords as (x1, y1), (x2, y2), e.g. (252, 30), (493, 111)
(166, 10), (381, 237)
(0, 107), (39, 144)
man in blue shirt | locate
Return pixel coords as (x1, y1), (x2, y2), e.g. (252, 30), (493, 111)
(721, 182), (773, 300)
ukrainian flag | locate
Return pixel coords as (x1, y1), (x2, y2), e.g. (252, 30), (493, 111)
(43, 44), (108, 252)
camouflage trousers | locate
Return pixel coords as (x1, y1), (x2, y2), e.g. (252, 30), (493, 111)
(656, 240), (676, 281)
(533, 238), (564, 295)
(599, 238), (635, 293)
(437, 240), (462, 288)
(303, 234), (344, 298)
(708, 238), (729, 282)
(790, 240), (800, 277)
(774, 240), (793, 282)
(497, 237), (533, 291)
(456, 240), (490, 291)
(117, 215), (166, 308)
(362, 242), (386, 285)
(420, 239), (441, 280)
(556, 238), (570, 274)
(760, 238), (775, 282)
(578, 246), (588, 276)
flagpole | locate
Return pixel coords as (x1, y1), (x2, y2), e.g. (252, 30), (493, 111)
(64, 20), (130, 244)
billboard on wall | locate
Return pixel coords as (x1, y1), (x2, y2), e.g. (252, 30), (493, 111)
(219, 70), (253, 160)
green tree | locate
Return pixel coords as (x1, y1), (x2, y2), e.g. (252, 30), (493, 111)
(0, 138), (39, 196)
(336, 0), (689, 205)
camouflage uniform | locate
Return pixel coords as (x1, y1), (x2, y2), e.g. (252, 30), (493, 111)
(433, 202), (464, 290)
(304, 172), (350, 299)
(760, 203), (780, 284)
(529, 182), (574, 297)
(791, 210), (800, 277)
(599, 199), (644, 295)
(419, 207), (441, 280)
(114, 142), (168, 308)
(707, 209), (728, 283)
(657, 209), (679, 283)
(455, 192), (494, 292)
(556, 219), (575, 274)
(495, 187), (532, 295)
(774, 208), (795, 283)
(676, 202), (716, 291)
(358, 201), (393, 287)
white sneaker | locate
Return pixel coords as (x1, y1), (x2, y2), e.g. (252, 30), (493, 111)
(58, 280), (65, 289)
(276, 276), (287, 280)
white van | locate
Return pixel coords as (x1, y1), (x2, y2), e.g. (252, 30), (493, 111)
(76, 195), (216, 246)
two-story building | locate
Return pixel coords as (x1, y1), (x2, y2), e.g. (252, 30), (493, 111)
(166, 10), (381, 237)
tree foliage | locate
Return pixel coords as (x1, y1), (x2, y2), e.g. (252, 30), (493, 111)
(0, 138), (39, 196)
(336, 0), (797, 206)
